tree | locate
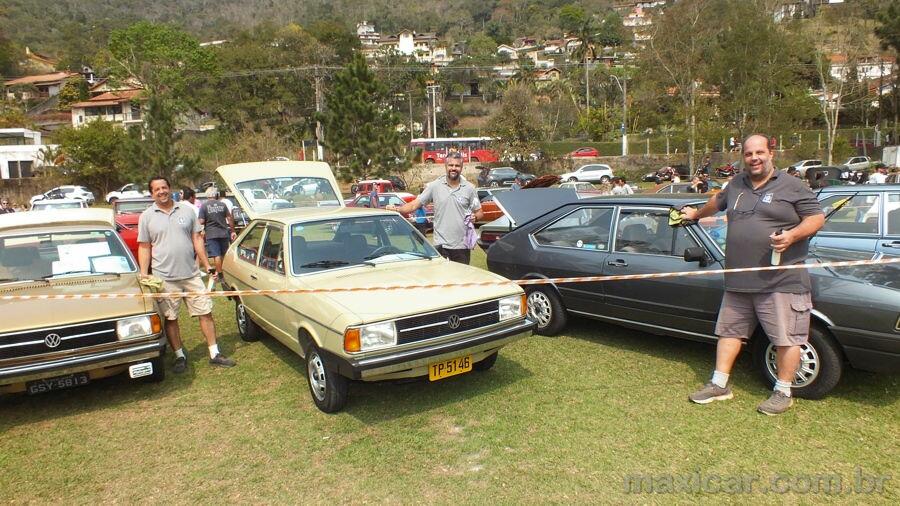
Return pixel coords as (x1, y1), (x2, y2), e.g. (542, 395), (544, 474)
(875, 0), (900, 140)
(57, 79), (89, 110)
(487, 82), (544, 166)
(559, 4), (598, 114)
(56, 121), (131, 195)
(0, 34), (19, 76)
(319, 54), (409, 181)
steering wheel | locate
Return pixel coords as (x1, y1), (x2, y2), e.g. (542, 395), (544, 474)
(368, 245), (404, 258)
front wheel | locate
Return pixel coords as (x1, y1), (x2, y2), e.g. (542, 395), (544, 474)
(306, 346), (349, 413)
(526, 287), (567, 336)
(108, 197), (118, 204)
(235, 301), (263, 342)
(600, 176), (611, 184)
(568, 177), (578, 182)
(751, 324), (843, 399)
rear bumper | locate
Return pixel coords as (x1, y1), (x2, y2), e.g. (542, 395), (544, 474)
(322, 318), (534, 380)
(0, 335), (166, 386)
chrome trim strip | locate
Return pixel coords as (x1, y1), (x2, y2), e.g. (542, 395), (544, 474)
(0, 329), (115, 350)
(568, 309), (718, 341)
(0, 313), (154, 338)
(348, 298), (507, 330)
(398, 310), (499, 333)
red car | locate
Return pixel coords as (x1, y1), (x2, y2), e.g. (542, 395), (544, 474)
(568, 147), (600, 158)
(346, 192), (434, 230)
(113, 198), (154, 260)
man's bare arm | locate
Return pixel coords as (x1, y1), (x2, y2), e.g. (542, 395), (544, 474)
(681, 195), (721, 221)
(771, 214), (825, 253)
(138, 243), (151, 277)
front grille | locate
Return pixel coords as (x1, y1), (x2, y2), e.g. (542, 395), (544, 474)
(0, 320), (119, 360)
(396, 300), (500, 344)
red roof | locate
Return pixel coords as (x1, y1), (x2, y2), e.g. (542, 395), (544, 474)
(4, 71), (77, 87)
(70, 89), (144, 108)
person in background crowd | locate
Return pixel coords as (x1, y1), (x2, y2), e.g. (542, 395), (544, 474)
(867, 165), (888, 184)
(611, 177), (634, 195)
(181, 188), (200, 217)
(689, 176), (709, 193)
(699, 156), (712, 176)
(477, 165), (490, 187)
(509, 174), (524, 190)
(387, 152), (483, 264)
(199, 187), (237, 278)
(0, 197), (14, 214)
(681, 134), (824, 416)
(785, 166), (799, 178)
(138, 176), (236, 373)
(368, 184), (379, 208)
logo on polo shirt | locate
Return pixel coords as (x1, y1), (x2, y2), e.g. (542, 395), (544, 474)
(762, 192), (774, 204)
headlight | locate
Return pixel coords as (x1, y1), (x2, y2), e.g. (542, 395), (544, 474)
(499, 294), (525, 321)
(344, 321), (397, 352)
(117, 314), (161, 340)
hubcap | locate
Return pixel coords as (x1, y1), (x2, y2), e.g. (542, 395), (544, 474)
(527, 291), (553, 328)
(765, 342), (820, 387)
(308, 352), (327, 401)
(236, 303), (247, 334)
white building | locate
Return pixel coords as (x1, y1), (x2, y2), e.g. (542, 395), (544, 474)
(69, 89), (144, 128)
(829, 55), (897, 82)
(0, 129), (56, 179)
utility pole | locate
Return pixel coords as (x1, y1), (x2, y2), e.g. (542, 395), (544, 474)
(585, 59), (590, 114)
(426, 83), (440, 138)
(610, 74), (628, 156)
(408, 90), (414, 142)
(314, 66), (324, 161)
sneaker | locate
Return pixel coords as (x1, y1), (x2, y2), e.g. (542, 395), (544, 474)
(757, 391), (793, 416)
(209, 354), (236, 368)
(688, 382), (733, 404)
(173, 356), (187, 374)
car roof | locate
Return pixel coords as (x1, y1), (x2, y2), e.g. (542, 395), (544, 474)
(815, 183), (900, 192)
(357, 179), (393, 184)
(0, 208), (114, 233)
(33, 198), (85, 204)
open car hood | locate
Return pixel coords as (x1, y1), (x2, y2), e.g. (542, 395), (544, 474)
(216, 161), (344, 221)
(494, 187), (578, 227)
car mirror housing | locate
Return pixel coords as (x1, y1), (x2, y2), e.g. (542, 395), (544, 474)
(683, 246), (709, 267)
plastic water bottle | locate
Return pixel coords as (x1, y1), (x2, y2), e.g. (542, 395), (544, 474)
(771, 229), (783, 266)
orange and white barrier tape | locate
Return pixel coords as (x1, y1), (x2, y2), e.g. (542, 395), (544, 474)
(1, 257), (898, 301)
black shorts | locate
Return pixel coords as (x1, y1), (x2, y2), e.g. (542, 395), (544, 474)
(206, 237), (230, 258)
(436, 246), (471, 264)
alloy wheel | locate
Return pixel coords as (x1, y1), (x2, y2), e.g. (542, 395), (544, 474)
(765, 342), (820, 387)
(527, 291), (553, 328)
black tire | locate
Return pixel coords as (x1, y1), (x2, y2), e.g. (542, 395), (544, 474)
(526, 286), (567, 336)
(751, 324), (843, 399)
(568, 177), (578, 182)
(490, 180), (500, 188)
(235, 300), (262, 342)
(306, 345), (349, 413)
(473, 352), (498, 371)
(600, 176), (611, 183)
(108, 197), (118, 204)
(144, 352), (166, 383)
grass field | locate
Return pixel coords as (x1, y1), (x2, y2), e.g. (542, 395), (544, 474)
(1, 248), (897, 504)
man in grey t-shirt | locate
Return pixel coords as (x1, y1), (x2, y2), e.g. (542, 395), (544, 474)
(388, 152), (483, 264)
(138, 176), (236, 373)
(681, 135), (824, 415)
(199, 187), (237, 277)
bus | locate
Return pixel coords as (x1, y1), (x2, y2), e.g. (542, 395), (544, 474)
(409, 137), (500, 164)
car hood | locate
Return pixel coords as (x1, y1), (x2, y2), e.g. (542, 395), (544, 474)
(308, 259), (522, 325)
(494, 187), (578, 226)
(0, 274), (154, 334)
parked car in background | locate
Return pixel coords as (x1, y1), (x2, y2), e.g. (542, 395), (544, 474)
(839, 156), (872, 172)
(642, 165), (691, 183)
(351, 179), (395, 197)
(788, 159), (823, 177)
(559, 164), (614, 183)
(568, 147), (600, 158)
(482, 167), (536, 187)
(30, 186), (95, 206)
(486, 190), (900, 399)
(0, 209), (167, 396)
(810, 184), (900, 258)
(346, 191), (433, 229)
(385, 175), (407, 192)
(30, 198), (88, 211)
(217, 161), (533, 413)
(653, 180), (723, 194)
(112, 198), (154, 259)
(105, 183), (149, 203)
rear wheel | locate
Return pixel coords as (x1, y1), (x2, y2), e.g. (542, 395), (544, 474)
(568, 177), (578, 182)
(235, 300), (263, 342)
(526, 287), (567, 336)
(490, 181), (500, 188)
(751, 324), (843, 399)
(600, 176), (611, 184)
(306, 345), (349, 413)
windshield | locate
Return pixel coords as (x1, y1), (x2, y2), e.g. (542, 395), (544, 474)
(235, 177), (341, 213)
(115, 200), (153, 214)
(290, 215), (438, 274)
(32, 201), (83, 210)
(0, 229), (135, 282)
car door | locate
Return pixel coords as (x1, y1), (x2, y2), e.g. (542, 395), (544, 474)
(528, 206), (613, 313)
(879, 191), (900, 256)
(254, 224), (292, 341)
(812, 192), (882, 256)
(598, 206), (724, 337)
(229, 223), (269, 322)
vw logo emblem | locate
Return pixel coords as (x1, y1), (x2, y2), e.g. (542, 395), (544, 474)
(44, 333), (62, 348)
(447, 314), (461, 329)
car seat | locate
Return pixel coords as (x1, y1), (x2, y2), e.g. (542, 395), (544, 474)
(618, 224), (651, 253)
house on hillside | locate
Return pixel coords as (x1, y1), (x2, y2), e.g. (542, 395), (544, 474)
(378, 30), (439, 62)
(0, 128), (56, 180)
(829, 54), (897, 82)
(535, 67), (562, 85)
(70, 89), (145, 128)
(3, 71), (78, 101)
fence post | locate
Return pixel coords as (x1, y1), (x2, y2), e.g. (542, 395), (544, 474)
(818, 133), (821, 150)
(646, 138), (650, 155)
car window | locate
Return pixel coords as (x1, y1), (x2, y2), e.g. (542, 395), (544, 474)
(356, 196), (371, 207)
(887, 193), (900, 236)
(533, 207), (613, 250)
(614, 209), (699, 256)
(0, 229), (133, 282)
(819, 194), (880, 235)
(237, 224), (265, 265)
(259, 226), (285, 275)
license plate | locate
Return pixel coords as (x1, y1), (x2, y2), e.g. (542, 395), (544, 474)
(428, 355), (472, 381)
(26, 373), (90, 395)
(129, 362), (153, 379)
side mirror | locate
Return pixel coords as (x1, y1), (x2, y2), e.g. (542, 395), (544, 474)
(683, 246), (710, 267)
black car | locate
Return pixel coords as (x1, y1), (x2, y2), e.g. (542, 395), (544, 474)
(480, 167), (536, 187)
(486, 190), (900, 399)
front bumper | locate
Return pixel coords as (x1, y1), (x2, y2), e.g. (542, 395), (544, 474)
(0, 335), (166, 386)
(321, 318), (535, 380)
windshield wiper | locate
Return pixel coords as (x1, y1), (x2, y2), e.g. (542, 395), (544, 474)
(41, 270), (95, 279)
(299, 260), (350, 268)
(364, 250), (433, 261)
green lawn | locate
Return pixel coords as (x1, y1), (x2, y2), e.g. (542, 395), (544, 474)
(1, 248), (897, 503)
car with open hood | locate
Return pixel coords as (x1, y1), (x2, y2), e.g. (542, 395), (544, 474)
(0, 209), (166, 395)
(485, 190), (900, 399)
(217, 161), (534, 413)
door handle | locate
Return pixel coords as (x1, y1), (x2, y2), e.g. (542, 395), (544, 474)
(250, 274), (258, 280)
(607, 259), (628, 267)
(881, 241), (900, 248)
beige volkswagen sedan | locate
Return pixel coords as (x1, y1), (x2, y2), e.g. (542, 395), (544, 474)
(218, 162), (534, 412)
(0, 209), (166, 395)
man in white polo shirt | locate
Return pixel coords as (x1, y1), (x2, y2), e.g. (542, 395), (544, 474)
(138, 176), (236, 373)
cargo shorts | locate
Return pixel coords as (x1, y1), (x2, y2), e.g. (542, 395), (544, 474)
(160, 275), (213, 320)
(714, 291), (813, 346)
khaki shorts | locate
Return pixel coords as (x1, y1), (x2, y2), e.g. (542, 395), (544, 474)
(160, 275), (213, 320)
(714, 291), (813, 346)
